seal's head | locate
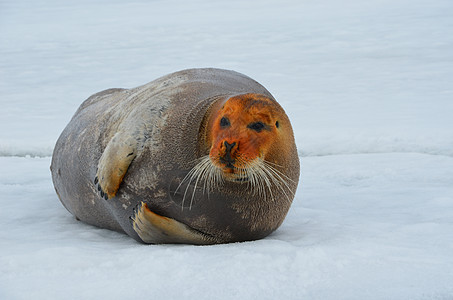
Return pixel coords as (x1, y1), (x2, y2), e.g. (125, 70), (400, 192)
(177, 92), (297, 212)
(205, 93), (294, 184)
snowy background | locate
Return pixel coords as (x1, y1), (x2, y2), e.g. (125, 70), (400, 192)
(1, 0), (452, 299)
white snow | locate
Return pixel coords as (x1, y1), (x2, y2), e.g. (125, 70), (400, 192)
(1, 0), (452, 299)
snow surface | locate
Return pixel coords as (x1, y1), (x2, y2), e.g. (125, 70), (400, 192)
(1, 0), (452, 299)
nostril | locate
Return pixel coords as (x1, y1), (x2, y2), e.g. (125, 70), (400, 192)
(224, 141), (236, 152)
(221, 141), (237, 168)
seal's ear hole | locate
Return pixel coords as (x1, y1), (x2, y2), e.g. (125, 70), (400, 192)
(275, 121), (280, 128)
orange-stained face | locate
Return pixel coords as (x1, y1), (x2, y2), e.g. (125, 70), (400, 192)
(208, 93), (284, 181)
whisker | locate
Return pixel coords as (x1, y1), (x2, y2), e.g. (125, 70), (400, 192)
(264, 163), (293, 190)
(174, 156), (212, 210)
(253, 161), (274, 202)
(263, 160), (296, 184)
(261, 161), (294, 204)
(264, 163), (296, 199)
(241, 158), (295, 204)
(189, 167), (204, 210)
(174, 155), (295, 211)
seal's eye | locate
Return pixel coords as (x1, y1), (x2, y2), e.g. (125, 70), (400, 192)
(220, 117), (230, 128)
(247, 122), (266, 132)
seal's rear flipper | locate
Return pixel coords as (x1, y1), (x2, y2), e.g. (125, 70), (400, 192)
(132, 202), (216, 245)
(95, 132), (137, 199)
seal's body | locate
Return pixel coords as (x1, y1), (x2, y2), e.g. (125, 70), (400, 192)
(51, 68), (299, 244)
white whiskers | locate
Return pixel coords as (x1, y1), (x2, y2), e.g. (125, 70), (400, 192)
(174, 155), (295, 210)
(174, 156), (223, 210)
(240, 158), (295, 204)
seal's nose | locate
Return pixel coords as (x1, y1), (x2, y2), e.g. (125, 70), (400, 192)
(220, 141), (237, 168)
(224, 141), (236, 153)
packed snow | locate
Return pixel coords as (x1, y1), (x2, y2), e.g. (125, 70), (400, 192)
(1, 0), (452, 299)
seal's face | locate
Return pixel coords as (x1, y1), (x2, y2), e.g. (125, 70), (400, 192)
(174, 93), (295, 213)
(208, 94), (284, 182)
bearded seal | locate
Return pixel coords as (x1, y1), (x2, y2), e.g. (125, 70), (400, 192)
(51, 68), (300, 244)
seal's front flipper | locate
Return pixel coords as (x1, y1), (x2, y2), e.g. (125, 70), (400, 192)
(132, 202), (216, 245)
(95, 132), (137, 200)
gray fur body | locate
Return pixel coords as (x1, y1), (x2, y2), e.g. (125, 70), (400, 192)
(51, 68), (299, 244)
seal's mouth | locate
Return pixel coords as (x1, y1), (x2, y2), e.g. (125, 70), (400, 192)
(222, 169), (250, 183)
(218, 163), (251, 183)
(234, 176), (249, 182)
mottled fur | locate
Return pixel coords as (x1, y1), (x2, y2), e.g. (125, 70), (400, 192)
(51, 68), (300, 244)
